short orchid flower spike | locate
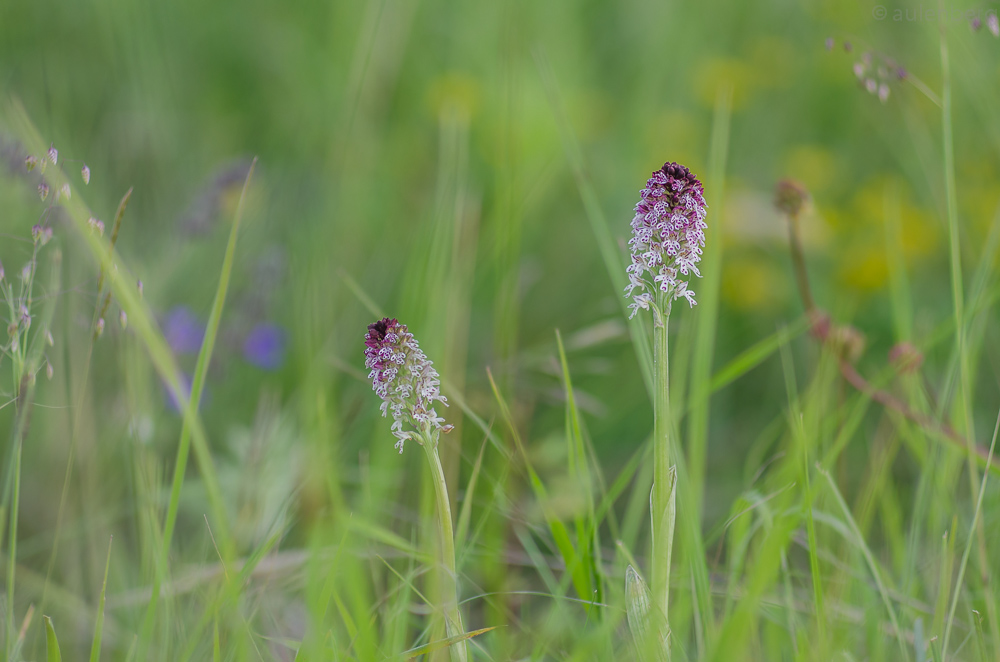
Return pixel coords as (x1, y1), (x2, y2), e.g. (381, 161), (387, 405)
(624, 161), (708, 319)
(364, 317), (449, 453)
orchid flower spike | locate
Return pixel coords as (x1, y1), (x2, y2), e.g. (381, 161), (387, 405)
(624, 161), (708, 319)
(364, 317), (449, 453)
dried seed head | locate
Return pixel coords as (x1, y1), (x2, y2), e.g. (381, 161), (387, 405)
(878, 83), (890, 103)
(989, 13), (1000, 37)
(25, 155), (37, 172)
(58, 183), (71, 201)
(774, 179), (810, 218)
(19, 305), (31, 329)
(48, 144), (58, 165)
(81, 164), (91, 185)
(831, 324), (865, 363)
(46, 362), (54, 380)
(889, 341), (923, 373)
(45, 329), (54, 346)
(119, 310), (128, 329)
(20, 262), (33, 281)
(972, 16), (983, 31)
(88, 217), (105, 236)
(38, 183), (49, 201)
(31, 225), (53, 245)
(95, 317), (105, 337)
(364, 317), (448, 453)
(624, 161), (707, 317)
(7, 322), (16, 337)
(0, 260), (4, 281)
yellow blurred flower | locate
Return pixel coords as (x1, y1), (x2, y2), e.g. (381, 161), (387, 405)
(695, 57), (757, 110)
(427, 72), (480, 122)
(826, 176), (938, 293)
(722, 255), (789, 312)
(694, 37), (796, 110)
(837, 246), (888, 292)
(783, 145), (838, 194)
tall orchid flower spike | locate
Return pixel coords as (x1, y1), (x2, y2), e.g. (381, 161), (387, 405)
(623, 161), (706, 661)
(625, 162), (708, 319)
(363, 317), (467, 662)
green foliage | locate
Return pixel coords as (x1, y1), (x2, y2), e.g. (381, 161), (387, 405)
(44, 616), (62, 662)
(2, 1), (1000, 659)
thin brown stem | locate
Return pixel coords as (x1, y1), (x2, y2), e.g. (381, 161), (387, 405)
(783, 193), (1000, 475)
(787, 212), (816, 314)
(94, 187), (132, 337)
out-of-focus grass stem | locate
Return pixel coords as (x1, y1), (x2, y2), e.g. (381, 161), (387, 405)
(687, 84), (731, 517)
(139, 158), (256, 654)
(942, 410), (999, 656)
(37, 186), (132, 649)
(938, 6), (1000, 654)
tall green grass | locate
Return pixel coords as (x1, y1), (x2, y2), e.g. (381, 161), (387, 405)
(2, 0), (1000, 660)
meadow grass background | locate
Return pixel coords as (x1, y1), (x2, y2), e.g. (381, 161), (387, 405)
(2, 0), (1000, 659)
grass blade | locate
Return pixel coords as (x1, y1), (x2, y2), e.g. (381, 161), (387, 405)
(819, 466), (910, 661)
(398, 626), (498, 659)
(44, 616), (62, 662)
(534, 47), (653, 399)
(142, 156), (257, 647)
(89, 536), (113, 662)
(486, 368), (592, 604)
(625, 565), (670, 662)
(686, 83), (732, 514)
(941, 409), (1000, 657)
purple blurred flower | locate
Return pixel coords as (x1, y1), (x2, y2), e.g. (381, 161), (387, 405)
(164, 373), (194, 413)
(164, 306), (204, 354)
(243, 323), (287, 370)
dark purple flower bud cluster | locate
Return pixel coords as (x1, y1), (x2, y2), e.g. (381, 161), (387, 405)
(364, 317), (447, 452)
(625, 162), (707, 317)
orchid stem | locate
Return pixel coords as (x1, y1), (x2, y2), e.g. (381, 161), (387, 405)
(422, 430), (468, 662)
(652, 296), (675, 640)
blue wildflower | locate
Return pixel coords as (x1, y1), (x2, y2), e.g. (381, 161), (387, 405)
(243, 323), (287, 370)
(164, 306), (205, 355)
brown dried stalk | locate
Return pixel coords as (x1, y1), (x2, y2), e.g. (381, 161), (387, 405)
(776, 179), (996, 469)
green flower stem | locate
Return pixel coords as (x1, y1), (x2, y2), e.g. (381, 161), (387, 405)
(652, 296), (675, 627)
(421, 430), (468, 662)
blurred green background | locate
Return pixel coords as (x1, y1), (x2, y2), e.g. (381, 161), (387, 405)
(2, 0), (1000, 658)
